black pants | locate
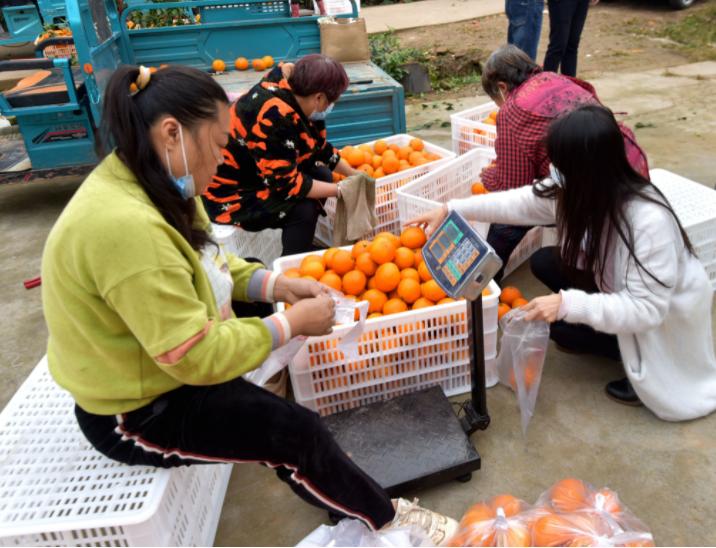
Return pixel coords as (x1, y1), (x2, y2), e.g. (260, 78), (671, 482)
(543, 0), (590, 77)
(241, 164), (332, 256)
(487, 223), (533, 283)
(75, 380), (394, 530)
(530, 246), (621, 361)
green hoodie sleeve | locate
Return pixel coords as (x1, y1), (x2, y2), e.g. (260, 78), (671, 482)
(104, 265), (272, 385)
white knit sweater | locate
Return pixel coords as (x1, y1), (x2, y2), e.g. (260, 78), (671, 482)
(449, 183), (716, 421)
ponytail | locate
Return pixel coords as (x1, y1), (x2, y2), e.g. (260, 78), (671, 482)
(98, 65), (229, 250)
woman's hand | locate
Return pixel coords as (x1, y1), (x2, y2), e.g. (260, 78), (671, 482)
(406, 204), (448, 237)
(522, 294), (562, 323)
(281, 62), (295, 79)
(283, 295), (336, 336)
(334, 158), (360, 178)
(274, 275), (328, 305)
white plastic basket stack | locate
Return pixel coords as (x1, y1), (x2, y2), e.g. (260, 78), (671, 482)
(450, 101), (498, 155)
(274, 249), (500, 416)
(650, 169), (716, 290)
(212, 223), (283, 267)
(397, 148), (545, 278)
(0, 358), (232, 547)
(315, 134), (455, 246)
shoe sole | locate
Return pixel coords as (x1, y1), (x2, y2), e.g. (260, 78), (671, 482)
(605, 391), (644, 407)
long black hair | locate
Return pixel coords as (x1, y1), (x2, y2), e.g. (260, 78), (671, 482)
(98, 65), (229, 250)
(535, 105), (694, 287)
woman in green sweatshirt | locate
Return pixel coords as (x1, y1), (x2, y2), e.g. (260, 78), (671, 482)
(40, 64), (410, 533)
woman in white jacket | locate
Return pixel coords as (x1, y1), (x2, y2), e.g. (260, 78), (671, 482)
(410, 105), (716, 421)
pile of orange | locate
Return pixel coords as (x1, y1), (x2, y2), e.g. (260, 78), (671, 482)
(449, 479), (654, 547)
(498, 285), (529, 320)
(212, 56), (275, 73)
(282, 227), (482, 318)
(338, 138), (442, 180)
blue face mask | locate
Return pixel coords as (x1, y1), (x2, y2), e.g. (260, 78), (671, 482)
(165, 125), (195, 200)
(310, 102), (334, 121)
(549, 163), (565, 187)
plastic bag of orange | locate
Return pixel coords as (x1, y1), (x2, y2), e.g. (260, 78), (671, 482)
(449, 495), (532, 547)
(496, 308), (549, 435)
(531, 510), (655, 547)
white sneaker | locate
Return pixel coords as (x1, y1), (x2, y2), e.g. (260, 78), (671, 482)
(388, 497), (458, 546)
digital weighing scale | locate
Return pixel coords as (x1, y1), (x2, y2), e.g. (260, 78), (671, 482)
(323, 211), (502, 496)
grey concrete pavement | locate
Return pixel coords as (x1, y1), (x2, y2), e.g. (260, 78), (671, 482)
(363, 0), (505, 34)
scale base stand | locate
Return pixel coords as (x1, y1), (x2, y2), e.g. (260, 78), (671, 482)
(323, 386), (481, 497)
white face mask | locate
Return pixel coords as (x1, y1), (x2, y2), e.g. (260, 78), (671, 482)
(549, 163), (565, 186)
(165, 124), (195, 200)
(310, 102), (334, 121)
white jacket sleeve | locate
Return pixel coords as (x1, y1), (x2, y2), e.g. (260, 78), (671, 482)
(560, 206), (679, 335)
(447, 183), (557, 226)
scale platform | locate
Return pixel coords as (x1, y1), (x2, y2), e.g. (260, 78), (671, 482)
(323, 385), (481, 496)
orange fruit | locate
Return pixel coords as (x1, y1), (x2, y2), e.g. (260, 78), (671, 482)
(284, 267), (301, 278)
(498, 303), (511, 320)
(388, 143), (400, 154)
(497, 522), (531, 547)
(512, 297), (529, 308)
(371, 155), (383, 169)
(483, 117), (496, 126)
(374, 140), (388, 154)
(550, 478), (589, 513)
(409, 138), (424, 152)
(234, 57), (249, 70)
(417, 261), (432, 282)
(437, 297), (456, 305)
(533, 514), (575, 547)
(252, 58), (266, 71)
(373, 167), (385, 179)
(358, 143), (373, 154)
(499, 286), (523, 306)
(342, 270), (367, 296)
(340, 146), (353, 159)
(348, 148), (366, 168)
(367, 276), (377, 289)
(369, 239), (396, 265)
(212, 59), (226, 72)
(383, 298), (408, 315)
(374, 263), (400, 292)
(352, 240), (370, 258)
(323, 247), (339, 268)
(408, 151), (424, 166)
(301, 254), (323, 267)
(400, 226), (427, 249)
(471, 181), (488, 195)
(382, 155), (400, 174)
(382, 148), (397, 159)
(397, 278), (421, 304)
(461, 502), (495, 525)
(332, 172), (342, 183)
(488, 110), (498, 121)
(355, 252), (377, 277)
(400, 267), (420, 282)
(332, 250), (355, 276)
(421, 280), (446, 302)
(319, 271), (342, 292)
(412, 297), (434, 309)
(363, 150), (373, 165)
(595, 488), (622, 515)
(397, 146), (412, 161)
(414, 248), (424, 265)
(491, 494), (522, 517)
(358, 164), (374, 177)
(394, 246), (415, 269)
(262, 55), (274, 68)
(376, 231), (400, 246)
(363, 289), (388, 314)
(399, 159), (410, 171)
(368, 312), (383, 319)
(300, 259), (324, 280)
(508, 363), (539, 392)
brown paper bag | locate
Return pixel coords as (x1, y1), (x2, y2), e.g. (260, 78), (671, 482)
(319, 17), (371, 63)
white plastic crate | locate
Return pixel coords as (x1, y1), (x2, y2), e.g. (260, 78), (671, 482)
(315, 134), (455, 246)
(0, 358), (232, 547)
(396, 149), (544, 278)
(650, 169), (716, 290)
(212, 223), (283, 268)
(273, 249), (500, 416)
(450, 101), (498, 155)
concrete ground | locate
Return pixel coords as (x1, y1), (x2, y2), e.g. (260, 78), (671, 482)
(1, 60), (715, 548)
(362, 0), (504, 34)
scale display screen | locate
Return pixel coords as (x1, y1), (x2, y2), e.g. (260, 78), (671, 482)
(422, 211), (499, 298)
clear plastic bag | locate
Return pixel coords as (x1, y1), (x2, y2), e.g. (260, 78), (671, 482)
(296, 518), (434, 547)
(449, 495), (532, 547)
(496, 308), (550, 434)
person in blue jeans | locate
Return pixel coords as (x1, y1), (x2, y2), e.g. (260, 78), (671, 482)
(543, 0), (598, 76)
(506, 0), (544, 61)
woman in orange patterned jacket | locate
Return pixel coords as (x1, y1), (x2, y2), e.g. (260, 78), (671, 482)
(203, 54), (359, 256)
